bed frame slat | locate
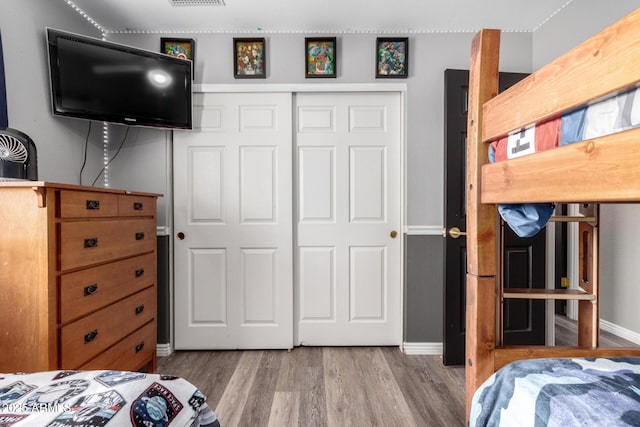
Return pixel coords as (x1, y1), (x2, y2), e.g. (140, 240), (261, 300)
(481, 127), (640, 203)
(494, 347), (640, 371)
(502, 288), (595, 300)
(482, 8), (640, 142)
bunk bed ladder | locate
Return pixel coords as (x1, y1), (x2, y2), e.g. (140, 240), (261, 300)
(499, 204), (600, 347)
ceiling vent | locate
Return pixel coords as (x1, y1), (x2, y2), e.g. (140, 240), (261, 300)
(168, 0), (226, 5)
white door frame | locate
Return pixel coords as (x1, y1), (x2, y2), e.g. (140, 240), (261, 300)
(169, 83), (407, 351)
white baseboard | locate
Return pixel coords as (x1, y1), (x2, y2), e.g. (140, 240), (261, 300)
(403, 342), (443, 355)
(600, 319), (640, 345)
(157, 343), (173, 357)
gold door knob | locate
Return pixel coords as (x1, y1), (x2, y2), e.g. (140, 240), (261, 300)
(390, 230), (398, 239)
(176, 232), (186, 240)
(448, 227), (467, 239)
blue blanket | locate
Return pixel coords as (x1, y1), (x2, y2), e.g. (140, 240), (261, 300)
(470, 357), (640, 427)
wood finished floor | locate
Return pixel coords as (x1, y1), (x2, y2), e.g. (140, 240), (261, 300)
(158, 347), (466, 427)
(157, 316), (637, 427)
(554, 314), (638, 347)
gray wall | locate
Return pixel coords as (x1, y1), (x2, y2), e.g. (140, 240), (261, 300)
(404, 235), (443, 341)
(106, 31), (532, 344)
(0, 0), (175, 232)
(107, 31), (533, 230)
(1, 0), (104, 184)
(533, 1), (640, 337)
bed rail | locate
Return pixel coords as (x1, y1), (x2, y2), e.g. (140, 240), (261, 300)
(482, 8), (640, 143)
(494, 346), (640, 371)
(481, 126), (640, 204)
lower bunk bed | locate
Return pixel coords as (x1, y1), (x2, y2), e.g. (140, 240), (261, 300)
(465, 7), (640, 427)
(470, 357), (640, 426)
(0, 370), (220, 426)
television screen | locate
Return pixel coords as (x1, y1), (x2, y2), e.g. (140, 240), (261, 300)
(46, 28), (192, 129)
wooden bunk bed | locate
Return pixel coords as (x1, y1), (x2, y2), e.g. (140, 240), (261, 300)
(466, 8), (640, 425)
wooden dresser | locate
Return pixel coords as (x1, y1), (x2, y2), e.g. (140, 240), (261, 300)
(0, 182), (160, 373)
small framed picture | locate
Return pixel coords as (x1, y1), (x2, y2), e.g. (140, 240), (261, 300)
(305, 37), (337, 78)
(161, 38), (195, 79)
(233, 38), (266, 79)
(376, 37), (409, 78)
(160, 37), (195, 62)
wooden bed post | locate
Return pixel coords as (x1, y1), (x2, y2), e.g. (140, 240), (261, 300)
(465, 29), (500, 421)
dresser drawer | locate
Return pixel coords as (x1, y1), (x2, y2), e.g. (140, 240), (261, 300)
(60, 286), (156, 369)
(118, 194), (157, 217)
(59, 219), (156, 270)
(78, 321), (156, 371)
(59, 252), (157, 324)
(58, 190), (119, 218)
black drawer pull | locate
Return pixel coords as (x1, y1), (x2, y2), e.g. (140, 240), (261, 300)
(135, 268), (145, 278)
(135, 341), (145, 353)
(133, 202), (144, 210)
(84, 329), (98, 344)
(84, 284), (99, 296)
(135, 232), (145, 241)
(135, 304), (145, 315)
(86, 200), (100, 210)
(84, 238), (98, 248)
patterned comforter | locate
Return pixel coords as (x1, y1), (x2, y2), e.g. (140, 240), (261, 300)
(0, 370), (220, 426)
(470, 357), (640, 427)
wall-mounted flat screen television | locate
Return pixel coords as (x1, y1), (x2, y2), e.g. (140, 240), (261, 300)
(46, 28), (192, 129)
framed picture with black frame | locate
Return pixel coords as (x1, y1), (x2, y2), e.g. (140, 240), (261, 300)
(233, 38), (266, 79)
(305, 37), (337, 78)
(160, 37), (195, 61)
(375, 37), (409, 78)
(160, 37), (195, 79)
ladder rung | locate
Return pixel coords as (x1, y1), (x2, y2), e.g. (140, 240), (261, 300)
(549, 216), (597, 223)
(502, 288), (596, 300)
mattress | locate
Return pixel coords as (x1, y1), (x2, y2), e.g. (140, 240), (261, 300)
(0, 370), (220, 426)
(470, 357), (640, 427)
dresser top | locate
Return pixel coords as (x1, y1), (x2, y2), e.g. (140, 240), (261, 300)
(0, 181), (162, 197)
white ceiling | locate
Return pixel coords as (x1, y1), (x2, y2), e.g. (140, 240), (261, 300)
(67, 0), (574, 34)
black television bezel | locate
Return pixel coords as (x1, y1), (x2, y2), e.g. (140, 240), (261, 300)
(46, 28), (193, 130)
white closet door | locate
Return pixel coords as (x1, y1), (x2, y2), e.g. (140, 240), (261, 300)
(295, 92), (402, 345)
(173, 92), (293, 349)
